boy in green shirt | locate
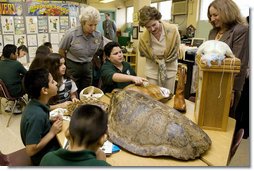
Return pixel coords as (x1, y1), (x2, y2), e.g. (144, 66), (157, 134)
(40, 104), (110, 166)
(20, 68), (63, 165)
(0, 44), (27, 114)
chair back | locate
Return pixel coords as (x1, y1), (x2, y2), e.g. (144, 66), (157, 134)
(0, 151), (9, 165)
(0, 79), (16, 101)
(229, 128), (245, 162)
(0, 148), (32, 166)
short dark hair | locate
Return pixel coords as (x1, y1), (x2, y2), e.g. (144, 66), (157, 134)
(43, 42), (52, 49)
(105, 13), (110, 17)
(23, 68), (50, 99)
(2, 44), (17, 59)
(18, 45), (28, 54)
(139, 6), (162, 27)
(104, 41), (121, 57)
(69, 104), (108, 147)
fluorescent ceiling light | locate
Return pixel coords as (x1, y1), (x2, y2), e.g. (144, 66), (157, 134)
(99, 0), (115, 3)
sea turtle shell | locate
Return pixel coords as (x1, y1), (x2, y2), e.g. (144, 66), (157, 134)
(108, 90), (211, 160)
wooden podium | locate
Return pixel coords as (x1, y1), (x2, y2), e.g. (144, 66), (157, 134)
(194, 55), (240, 131)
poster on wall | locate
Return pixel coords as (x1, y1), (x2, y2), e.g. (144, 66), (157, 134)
(38, 16), (48, 33)
(59, 33), (65, 43)
(28, 46), (37, 58)
(27, 2), (69, 16)
(15, 34), (27, 47)
(15, 3), (23, 16)
(69, 4), (79, 17)
(3, 35), (14, 46)
(1, 16), (15, 34)
(0, 35), (3, 55)
(50, 33), (59, 44)
(70, 16), (77, 29)
(48, 16), (59, 33)
(27, 34), (37, 46)
(60, 16), (69, 33)
(26, 16), (38, 34)
(0, 20), (2, 34)
(0, 2), (16, 15)
(14, 16), (25, 34)
(37, 33), (49, 46)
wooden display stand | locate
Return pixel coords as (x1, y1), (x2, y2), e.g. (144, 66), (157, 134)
(194, 55), (240, 131)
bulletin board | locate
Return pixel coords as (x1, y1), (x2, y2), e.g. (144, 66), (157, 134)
(0, 0), (80, 62)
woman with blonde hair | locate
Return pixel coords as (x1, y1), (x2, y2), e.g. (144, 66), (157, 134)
(59, 6), (105, 95)
(139, 6), (180, 92)
(207, 0), (249, 118)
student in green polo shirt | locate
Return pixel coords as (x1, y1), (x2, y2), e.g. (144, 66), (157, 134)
(40, 104), (110, 166)
(0, 44), (27, 114)
(100, 42), (147, 93)
(21, 68), (63, 166)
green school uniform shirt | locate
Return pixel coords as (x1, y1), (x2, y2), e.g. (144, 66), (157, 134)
(100, 60), (136, 93)
(0, 58), (27, 97)
(20, 99), (60, 165)
(40, 148), (111, 166)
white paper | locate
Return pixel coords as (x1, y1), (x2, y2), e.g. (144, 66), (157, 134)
(100, 140), (113, 154)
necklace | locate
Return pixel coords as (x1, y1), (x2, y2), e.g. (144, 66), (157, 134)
(215, 31), (224, 40)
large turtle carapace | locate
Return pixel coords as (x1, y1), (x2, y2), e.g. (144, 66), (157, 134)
(108, 90), (211, 160)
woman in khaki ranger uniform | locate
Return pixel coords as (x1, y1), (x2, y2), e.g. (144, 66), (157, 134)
(59, 6), (104, 95)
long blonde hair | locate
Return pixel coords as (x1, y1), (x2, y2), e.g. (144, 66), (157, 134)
(207, 0), (246, 29)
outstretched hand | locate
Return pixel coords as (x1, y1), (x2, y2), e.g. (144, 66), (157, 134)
(132, 76), (148, 86)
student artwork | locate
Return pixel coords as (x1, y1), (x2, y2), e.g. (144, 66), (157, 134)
(58, 33), (65, 43)
(38, 16), (48, 33)
(15, 4), (23, 16)
(48, 16), (59, 33)
(14, 16), (25, 34)
(26, 16), (38, 34)
(1, 16), (15, 34)
(3, 35), (14, 46)
(15, 34), (27, 47)
(27, 34), (37, 46)
(28, 46), (37, 58)
(70, 16), (77, 28)
(37, 33), (49, 46)
(60, 16), (69, 33)
(0, 35), (3, 55)
(50, 33), (59, 44)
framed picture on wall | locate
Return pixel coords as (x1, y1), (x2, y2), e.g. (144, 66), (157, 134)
(132, 26), (138, 39)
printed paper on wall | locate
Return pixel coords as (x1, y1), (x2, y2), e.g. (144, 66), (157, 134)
(37, 33), (49, 46)
(1, 16), (15, 34)
(27, 34), (37, 46)
(48, 16), (59, 33)
(26, 16), (38, 34)
(15, 34), (27, 47)
(3, 35), (14, 46)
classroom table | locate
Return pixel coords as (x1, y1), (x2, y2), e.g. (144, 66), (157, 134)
(57, 95), (235, 166)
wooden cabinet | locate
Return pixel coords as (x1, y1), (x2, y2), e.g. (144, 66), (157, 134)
(123, 53), (137, 72)
(194, 55), (240, 131)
